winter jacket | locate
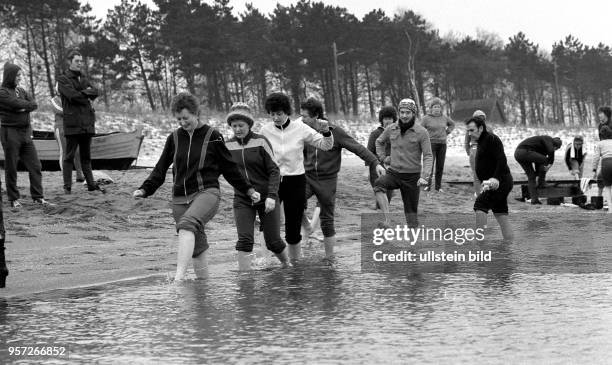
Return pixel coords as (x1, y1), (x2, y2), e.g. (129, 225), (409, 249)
(57, 69), (98, 135)
(375, 121), (433, 178)
(515, 135), (557, 165)
(226, 131), (280, 202)
(139, 124), (252, 199)
(0, 63), (37, 128)
(260, 118), (333, 176)
(475, 129), (511, 182)
(420, 114), (455, 144)
(303, 124), (378, 179)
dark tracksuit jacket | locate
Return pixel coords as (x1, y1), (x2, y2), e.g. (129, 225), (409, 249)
(474, 129), (513, 213)
(139, 124), (252, 200)
(515, 136), (557, 165)
(225, 131), (285, 254)
(0, 62), (43, 201)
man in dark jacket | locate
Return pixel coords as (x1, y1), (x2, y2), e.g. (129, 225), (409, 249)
(0, 62), (48, 207)
(56, 50), (102, 194)
(514, 135), (562, 204)
(300, 97), (385, 259)
(466, 117), (513, 241)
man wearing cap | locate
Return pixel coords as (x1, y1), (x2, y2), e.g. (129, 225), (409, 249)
(565, 136), (586, 179)
(374, 98), (433, 227)
(514, 135), (563, 204)
(0, 62), (49, 208)
(51, 94), (84, 183)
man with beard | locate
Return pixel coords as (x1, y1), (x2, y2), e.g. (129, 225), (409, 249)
(374, 98), (433, 227)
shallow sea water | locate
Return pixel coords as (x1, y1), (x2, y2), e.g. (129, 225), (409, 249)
(1, 213), (611, 364)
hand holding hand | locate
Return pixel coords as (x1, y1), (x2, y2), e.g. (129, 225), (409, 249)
(375, 164), (386, 177)
(264, 198), (276, 213)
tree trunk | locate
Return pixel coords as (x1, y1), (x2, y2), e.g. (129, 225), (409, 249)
(349, 62), (359, 116)
(364, 65), (374, 118)
(24, 15), (35, 97)
(39, 17), (55, 97)
(101, 64), (109, 110)
(135, 46), (156, 111)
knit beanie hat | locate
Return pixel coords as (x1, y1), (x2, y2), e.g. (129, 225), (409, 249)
(472, 109), (486, 119)
(573, 135), (584, 142)
(226, 102), (254, 128)
(428, 97), (443, 108)
(398, 98), (417, 114)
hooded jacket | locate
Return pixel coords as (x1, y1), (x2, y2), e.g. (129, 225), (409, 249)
(0, 63), (38, 128)
(226, 131), (280, 203)
(57, 69), (98, 135)
(303, 124), (378, 179)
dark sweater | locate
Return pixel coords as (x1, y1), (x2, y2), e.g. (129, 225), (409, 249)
(367, 126), (391, 162)
(226, 131), (280, 202)
(475, 130), (511, 182)
(139, 124), (252, 198)
(516, 135), (556, 165)
(0, 63), (37, 128)
(303, 125), (379, 179)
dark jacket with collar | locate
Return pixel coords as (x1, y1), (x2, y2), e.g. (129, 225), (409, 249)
(516, 135), (556, 165)
(226, 131), (280, 202)
(0, 63), (38, 128)
(57, 69), (98, 135)
(139, 124), (252, 199)
(475, 129), (511, 182)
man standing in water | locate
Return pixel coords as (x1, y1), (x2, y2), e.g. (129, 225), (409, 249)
(374, 98), (432, 227)
(466, 116), (514, 241)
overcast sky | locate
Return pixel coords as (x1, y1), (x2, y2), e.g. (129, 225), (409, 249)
(86, 0), (610, 52)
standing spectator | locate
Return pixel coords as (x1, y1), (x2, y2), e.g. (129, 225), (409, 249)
(225, 102), (290, 269)
(368, 106), (396, 209)
(514, 135), (562, 204)
(464, 110), (486, 196)
(0, 191), (6, 287)
(374, 98), (432, 227)
(57, 50), (103, 194)
(595, 107), (612, 196)
(260, 92), (334, 262)
(133, 93), (260, 281)
(0, 62), (48, 207)
(465, 116), (514, 241)
(592, 126), (612, 213)
(51, 94), (84, 182)
(300, 97), (384, 259)
(564, 135), (586, 179)
(420, 97), (455, 192)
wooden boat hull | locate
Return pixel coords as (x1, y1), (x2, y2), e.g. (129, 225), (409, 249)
(0, 127), (144, 171)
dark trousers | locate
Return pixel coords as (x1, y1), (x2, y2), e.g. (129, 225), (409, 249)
(63, 134), (95, 190)
(305, 174), (337, 237)
(514, 148), (547, 201)
(55, 125), (83, 180)
(234, 197), (286, 254)
(278, 174), (306, 245)
(374, 171), (421, 226)
(0, 126), (44, 201)
(428, 142), (447, 190)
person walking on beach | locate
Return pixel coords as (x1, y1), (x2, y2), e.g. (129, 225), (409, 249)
(592, 126), (612, 213)
(368, 106), (396, 209)
(260, 92), (334, 263)
(465, 110), (486, 196)
(133, 93), (261, 281)
(420, 97), (455, 192)
(300, 97), (385, 259)
(57, 50), (104, 194)
(374, 98), (432, 227)
(225, 102), (290, 270)
(465, 116), (514, 241)
(514, 135), (562, 204)
(565, 135), (586, 179)
(0, 62), (49, 208)
(51, 94), (84, 183)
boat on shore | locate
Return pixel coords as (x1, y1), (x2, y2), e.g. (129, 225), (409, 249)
(0, 126), (144, 171)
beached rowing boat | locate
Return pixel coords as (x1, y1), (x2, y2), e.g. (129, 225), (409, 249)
(0, 126), (144, 171)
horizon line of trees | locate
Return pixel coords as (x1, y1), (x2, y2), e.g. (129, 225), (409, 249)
(1, 0), (611, 126)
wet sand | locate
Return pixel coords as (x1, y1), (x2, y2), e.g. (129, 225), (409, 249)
(1, 150), (608, 297)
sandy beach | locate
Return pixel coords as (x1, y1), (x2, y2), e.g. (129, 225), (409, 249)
(0, 146), (607, 298)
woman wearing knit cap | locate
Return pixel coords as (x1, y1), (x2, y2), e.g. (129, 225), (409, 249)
(374, 98), (433, 227)
(133, 92), (260, 281)
(225, 102), (290, 269)
(465, 110), (486, 196)
(260, 92), (334, 263)
(592, 126), (612, 213)
(367, 106), (396, 209)
(514, 135), (563, 204)
(420, 97), (455, 192)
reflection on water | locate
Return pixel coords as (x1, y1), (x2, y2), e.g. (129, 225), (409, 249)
(1, 214), (611, 364)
